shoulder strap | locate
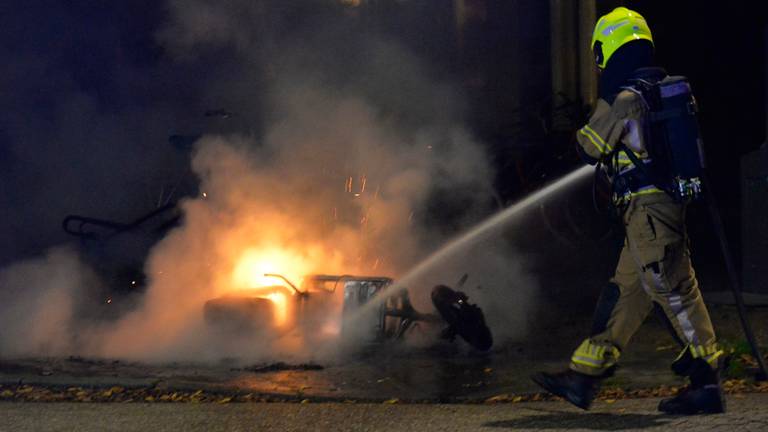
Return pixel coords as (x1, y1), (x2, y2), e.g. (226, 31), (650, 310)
(616, 143), (673, 197)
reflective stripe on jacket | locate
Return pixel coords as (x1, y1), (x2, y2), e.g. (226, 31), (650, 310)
(576, 91), (665, 200)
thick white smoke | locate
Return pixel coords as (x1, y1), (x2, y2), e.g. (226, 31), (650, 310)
(0, 1), (539, 361)
(0, 247), (97, 357)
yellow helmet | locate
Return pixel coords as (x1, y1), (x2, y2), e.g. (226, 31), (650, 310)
(592, 7), (653, 69)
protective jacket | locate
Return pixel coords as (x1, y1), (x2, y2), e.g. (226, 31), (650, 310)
(576, 71), (671, 203)
(568, 71), (721, 377)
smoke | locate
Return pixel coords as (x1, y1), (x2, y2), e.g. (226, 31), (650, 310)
(96, 76), (499, 361)
(0, 1), (539, 361)
(0, 247), (97, 357)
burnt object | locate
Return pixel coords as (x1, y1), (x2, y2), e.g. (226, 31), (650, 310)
(204, 295), (278, 334)
(431, 285), (493, 351)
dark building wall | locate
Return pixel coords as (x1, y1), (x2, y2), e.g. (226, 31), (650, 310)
(366, 0), (458, 72)
(460, 0), (552, 143)
(457, 0), (563, 200)
(742, 145), (768, 293)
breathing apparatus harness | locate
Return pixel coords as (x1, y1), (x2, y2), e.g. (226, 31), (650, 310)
(599, 71), (706, 209)
(593, 71), (768, 380)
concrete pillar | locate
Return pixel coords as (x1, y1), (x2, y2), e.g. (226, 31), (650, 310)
(577, 0), (597, 106)
(549, 0), (597, 109)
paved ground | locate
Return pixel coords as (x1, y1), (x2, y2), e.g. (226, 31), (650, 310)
(2, 304), (766, 402)
(1, 393), (767, 432)
(0, 308), (765, 432)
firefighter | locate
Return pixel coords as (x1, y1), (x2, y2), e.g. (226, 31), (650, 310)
(531, 7), (726, 415)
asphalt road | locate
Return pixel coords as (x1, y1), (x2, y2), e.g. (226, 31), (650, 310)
(1, 393), (766, 432)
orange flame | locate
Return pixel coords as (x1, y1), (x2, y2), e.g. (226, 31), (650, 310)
(232, 248), (308, 290)
(231, 248), (311, 327)
(261, 291), (288, 326)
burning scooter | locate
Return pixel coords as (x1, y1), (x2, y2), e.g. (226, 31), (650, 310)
(205, 273), (493, 351)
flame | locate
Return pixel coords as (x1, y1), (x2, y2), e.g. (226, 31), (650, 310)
(232, 248), (308, 290)
(231, 248), (311, 327)
(261, 291), (288, 326)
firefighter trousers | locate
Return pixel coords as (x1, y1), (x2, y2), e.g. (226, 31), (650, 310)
(570, 195), (721, 376)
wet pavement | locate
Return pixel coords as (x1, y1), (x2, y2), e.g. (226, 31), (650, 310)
(0, 346), (681, 403)
(0, 305), (765, 403)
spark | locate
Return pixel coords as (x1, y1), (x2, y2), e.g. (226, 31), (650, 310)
(360, 176), (367, 194)
(202, 192), (208, 198)
(106, 298), (112, 304)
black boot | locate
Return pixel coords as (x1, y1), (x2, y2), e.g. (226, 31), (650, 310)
(658, 358), (726, 415)
(531, 370), (602, 410)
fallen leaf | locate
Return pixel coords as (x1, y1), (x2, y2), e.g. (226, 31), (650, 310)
(485, 394), (511, 404)
(739, 354), (757, 367)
